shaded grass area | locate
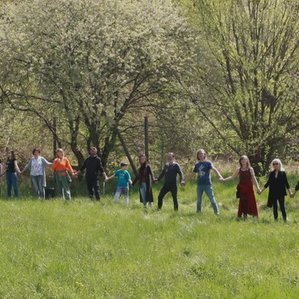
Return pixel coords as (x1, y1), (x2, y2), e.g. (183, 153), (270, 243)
(0, 181), (299, 298)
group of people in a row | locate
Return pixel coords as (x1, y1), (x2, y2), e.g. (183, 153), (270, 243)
(1, 147), (298, 221)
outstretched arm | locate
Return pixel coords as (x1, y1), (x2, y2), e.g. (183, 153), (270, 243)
(42, 157), (52, 166)
(250, 167), (261, 192)
(105, 174), (115, 181)
(221, 168), (239, 182)
(259, 174), (271, 195)
(212, 166), (223, 179)
(177, 164), (185, 184)
(157, 166), (166, 181)
(21, 160), (31, 173)
(14, 160), (21, 175)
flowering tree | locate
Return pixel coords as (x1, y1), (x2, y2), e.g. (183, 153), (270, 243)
(0, 0), (194, 166)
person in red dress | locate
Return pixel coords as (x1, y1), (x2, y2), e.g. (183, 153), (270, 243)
(221, 155), (261, 219)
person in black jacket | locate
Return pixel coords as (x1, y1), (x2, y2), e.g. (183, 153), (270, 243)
(78, 147), (107, 200)
(157, 152), (185, 211)
(259, 159), (291, 222)
(132, 154), (156, 207)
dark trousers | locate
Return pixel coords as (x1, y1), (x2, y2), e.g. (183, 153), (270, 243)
(158, 184), (178, 211)
(6, 172), (19, 197)
(86, 177), (100, 200)
(272, 197), (286, 221)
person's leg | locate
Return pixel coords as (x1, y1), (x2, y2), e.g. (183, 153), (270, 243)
(170, 185), (178, 211)
(140, 183), (147, 206)
(123, 188), (129, 205)
(205, 184), (219, 215)
(36, 176), (45, 199)
(61, 176), (71, 200)
(31, 176), (40, 197)
(114, 187), (122, 203)
(86, 177), (94, 199)
(40, 175), (46, 199)
(158, 185), (169, 210)
(94, 179), (100, 201)
(11, 173), (19, 197)
(6, 173), (12, 197)
(278, 197), (287, 222)
(272, 199), (278, 221)
(55, 175), (63, 198)
(196, 185), (204, 213)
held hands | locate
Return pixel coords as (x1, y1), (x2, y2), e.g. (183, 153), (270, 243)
(290, 191), (296, 198)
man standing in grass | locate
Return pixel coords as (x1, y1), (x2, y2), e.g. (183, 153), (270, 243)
(78, 147), (108, 201)
(157, 152), (185, 211)
(106, 162), (132, 205)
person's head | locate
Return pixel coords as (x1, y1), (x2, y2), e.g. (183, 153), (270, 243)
(239, 155), (251, 168)
(197, 149), (207, 161)
(120, 162), (128, 170)
(167, 152), (175, 164)
(89, 147), (97, 157)
(56, 148), (64, 159)
(139, 154), (147, 165)
(32, 147), (41, 158)
(271, 158), (284, 171)
(9, 151), (16, 160)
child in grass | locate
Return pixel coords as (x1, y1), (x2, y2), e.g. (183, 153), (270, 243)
(106, 162), (132, 205)
(259, 159), (291, 222)
(194, 149), (223, 215)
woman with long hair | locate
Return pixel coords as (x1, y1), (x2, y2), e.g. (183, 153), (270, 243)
(222, 155), (260, 219)
(132, 154), (155, 207)
(6, 151), (21, 197)
(259, 159), (291, 222)
(52, 148), (75, 200)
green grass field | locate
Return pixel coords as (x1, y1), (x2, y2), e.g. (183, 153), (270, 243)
(0, 180), (299, 298)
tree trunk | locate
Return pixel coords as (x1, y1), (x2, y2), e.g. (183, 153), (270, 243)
(117, 129), (138, 176)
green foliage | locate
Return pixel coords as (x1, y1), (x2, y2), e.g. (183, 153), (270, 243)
(0, 0), (194, 166)
(182, 0), (299, 173)
(0, 180), (299, 298)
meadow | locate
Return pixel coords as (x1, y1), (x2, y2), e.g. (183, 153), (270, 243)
(0, 179), (299, 298)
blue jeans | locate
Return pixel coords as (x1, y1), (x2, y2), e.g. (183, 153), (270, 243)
(197, 184), (219, 214)
(31, 175), (45, 199)
(6, 172), (19, 197)
(114, 187), (129, 204)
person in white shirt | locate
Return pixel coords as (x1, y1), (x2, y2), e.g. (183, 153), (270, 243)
(22, 148), (52, 199)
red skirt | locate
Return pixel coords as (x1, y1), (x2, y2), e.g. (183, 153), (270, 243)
(237, 182), (258, 217)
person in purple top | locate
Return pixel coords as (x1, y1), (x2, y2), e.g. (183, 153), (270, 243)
(194, 149), (222, 215)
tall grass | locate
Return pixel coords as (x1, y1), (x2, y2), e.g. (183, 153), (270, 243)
(0, 178), (298, 298)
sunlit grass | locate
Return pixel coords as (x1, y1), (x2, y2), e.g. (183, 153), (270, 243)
(0, 180), (298, 298)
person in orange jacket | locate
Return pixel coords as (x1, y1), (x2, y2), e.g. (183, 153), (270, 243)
(52, 148), (76, 200)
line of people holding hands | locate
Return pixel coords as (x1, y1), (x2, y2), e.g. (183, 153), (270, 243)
(1, 147), (298, 222)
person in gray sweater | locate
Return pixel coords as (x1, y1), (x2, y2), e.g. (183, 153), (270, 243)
(22, 148), (52, 199)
